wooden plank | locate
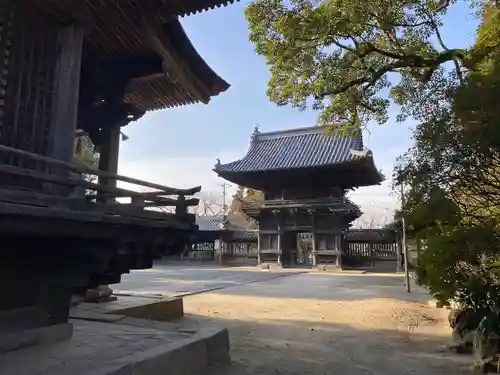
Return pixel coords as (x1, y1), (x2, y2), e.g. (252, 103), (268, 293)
(0, 201), (192, 229)
(0, 186), (197, 223)
(0, 214), (182, 240)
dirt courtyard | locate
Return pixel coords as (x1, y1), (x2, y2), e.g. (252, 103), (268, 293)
(180, 271), (471, 375)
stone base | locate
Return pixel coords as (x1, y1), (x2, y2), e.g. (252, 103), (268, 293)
(0, 318), (230, 375)
(85, 285), (114, 303)
(109, 297), (184, 321)
(71, 296), (184, 322)
(315, 264), (342, 272)
(0, 323), (73, 354)
(260, 262), (282, 270)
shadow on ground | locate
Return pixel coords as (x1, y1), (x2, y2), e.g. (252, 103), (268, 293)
(184, 314), (471, 375)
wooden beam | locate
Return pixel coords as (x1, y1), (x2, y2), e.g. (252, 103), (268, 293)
(129, 72), (165, 83)
(0, 201), (192, 229)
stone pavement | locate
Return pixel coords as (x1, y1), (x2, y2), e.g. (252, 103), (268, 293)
(0, 315), (229, 375)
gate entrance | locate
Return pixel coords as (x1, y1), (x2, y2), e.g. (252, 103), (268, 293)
(296, 233), (313, 266)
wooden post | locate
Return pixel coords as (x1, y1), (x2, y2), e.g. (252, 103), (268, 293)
(311, 232), (317, 267)
(257, 233), (261, 265)
(98, 124), (121, 200)
(276, 228), (282, 267)
(338, 232), (346, 269)
(369, 242), (375, 268)
(50, 25), (84, 164)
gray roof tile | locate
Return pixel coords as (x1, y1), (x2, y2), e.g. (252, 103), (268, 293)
(214, 126), (365, 173)
(195, 215), (257, 242)
(196, 215), (225, 232)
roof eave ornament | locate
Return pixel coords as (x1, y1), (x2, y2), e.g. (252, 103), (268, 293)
(350, 149), (372, 158)
(251, 124), (260, 144)
(215, 158), (221, 169)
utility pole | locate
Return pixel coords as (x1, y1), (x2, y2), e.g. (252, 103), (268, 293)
(220, 182), (231, 214)
(400, 182), (411, 293)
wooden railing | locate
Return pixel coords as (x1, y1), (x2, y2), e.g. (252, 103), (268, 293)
(0, 144), (199, 226)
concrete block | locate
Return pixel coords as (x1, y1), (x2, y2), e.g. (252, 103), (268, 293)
(201, 327), (231, 365)
(0, 322), (73, 354)
(0, 318), (231, 375)
(91, 333), (210, 375)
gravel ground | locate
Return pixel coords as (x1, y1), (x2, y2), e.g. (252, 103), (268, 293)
(182, 272), (472, 375)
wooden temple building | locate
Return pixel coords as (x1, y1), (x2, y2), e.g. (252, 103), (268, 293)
(0, 0), (234, 353)
(214, 126), (386, 269)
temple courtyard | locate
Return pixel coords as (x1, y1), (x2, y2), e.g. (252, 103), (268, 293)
(114, 263), (472, 375)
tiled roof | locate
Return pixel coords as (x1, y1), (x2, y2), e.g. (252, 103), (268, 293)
(347, 229), (397, 243)
(214, 126), (366, 173)
(196, 215), (225, 232)
(195, 215), (257, 242)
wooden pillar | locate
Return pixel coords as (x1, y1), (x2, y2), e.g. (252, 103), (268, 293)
(276, 231), (282, 266)
(311, 232), (317, 267)
(50, 25), (84, 163)
(369, 242), (375, 268)
(98, 124), (121, 193)
(338, 233), (345, 269)
(257, 233), (261, 265)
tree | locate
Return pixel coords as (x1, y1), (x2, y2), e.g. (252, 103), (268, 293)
(394, 4), (500, 323)
(245, 0), (485, 128)
(73, 134), (99, 184)
(227, 186), (264, 229)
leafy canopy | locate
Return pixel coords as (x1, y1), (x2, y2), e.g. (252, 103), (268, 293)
(395, 3), (500, 311)
(246, 0), (482, 127)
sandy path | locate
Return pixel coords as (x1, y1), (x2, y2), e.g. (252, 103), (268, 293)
(183, 272), (472, 375)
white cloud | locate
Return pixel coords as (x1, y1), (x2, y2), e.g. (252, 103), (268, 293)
(118, 151), (239, 199)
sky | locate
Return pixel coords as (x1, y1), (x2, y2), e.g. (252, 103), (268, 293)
(118, 0), (479, 227)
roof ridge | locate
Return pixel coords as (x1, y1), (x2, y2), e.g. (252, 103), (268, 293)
(255, 125), (327, 140)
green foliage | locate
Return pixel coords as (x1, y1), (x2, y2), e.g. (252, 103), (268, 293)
(245, 0), (480, 127)
(73, 135), (99, 184)
(396, 3), (500, 317)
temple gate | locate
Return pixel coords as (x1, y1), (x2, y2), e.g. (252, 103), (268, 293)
(214, 126), (385, 270)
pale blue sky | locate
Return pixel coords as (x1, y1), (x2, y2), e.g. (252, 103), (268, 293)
(118, 0), (479, 224)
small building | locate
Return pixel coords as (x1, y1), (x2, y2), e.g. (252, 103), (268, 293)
(191, 215), (258, 264)
(214, 126), (384, 269)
